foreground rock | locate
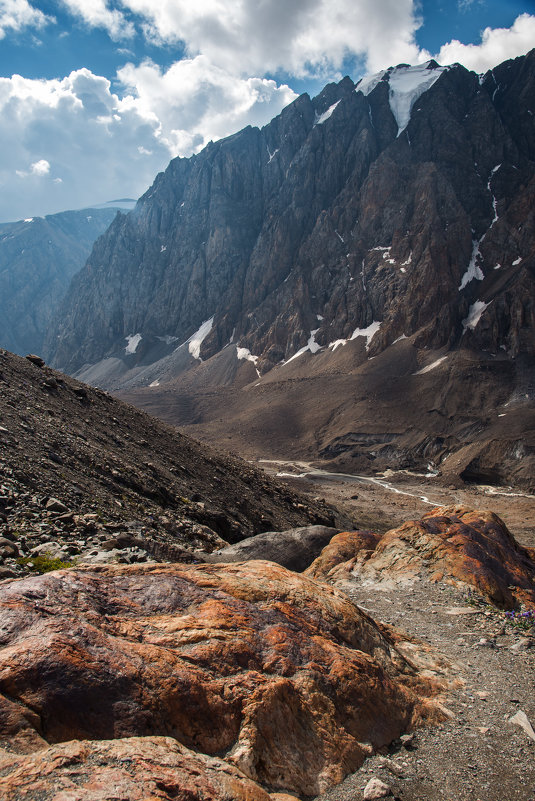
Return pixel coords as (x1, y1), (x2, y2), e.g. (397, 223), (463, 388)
(203, 524), (340, 571)
(0, 560), (446, 797)
(307, 506), (535, 608)
(0, 736), (273, 801)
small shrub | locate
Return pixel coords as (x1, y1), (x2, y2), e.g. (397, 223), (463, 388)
(16, 555), (73, 574)
(505, 609), (535, 631)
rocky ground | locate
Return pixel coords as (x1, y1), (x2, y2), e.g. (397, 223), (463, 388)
(1, 349), (535, 801)
(316, 580), (535, 801)
(0, 350), (337, 580)
(260, 466), (535, 801)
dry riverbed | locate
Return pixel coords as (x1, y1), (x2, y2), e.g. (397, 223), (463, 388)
(258, 459), (535, 549)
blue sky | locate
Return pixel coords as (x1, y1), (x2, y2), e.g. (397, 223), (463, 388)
(0, 0), (533, 222)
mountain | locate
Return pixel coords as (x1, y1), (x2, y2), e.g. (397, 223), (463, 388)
(45, 51), (535, 489)
(0, 206), (124, 356)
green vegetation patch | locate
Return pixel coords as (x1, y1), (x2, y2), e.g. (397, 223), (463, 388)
(16, 555), (74, 574)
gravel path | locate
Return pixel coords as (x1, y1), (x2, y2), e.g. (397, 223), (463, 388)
(315, 579), (535, 801)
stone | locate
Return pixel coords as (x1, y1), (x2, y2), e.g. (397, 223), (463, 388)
(510, 637), (533, 652)
(0, 561), (446, 797)
(0, 736), (273, 801)
(509, 710), (535, 743)
(204, 525), (340, 572)
(311, 506), (535, 609)
(0, 538), (18, 558)
(363, 777), (393, 799)
(25, 354), (45, 368)
(305, 530), (381, 580)
(45, 498), (69, 514)
(0, 567), (16, 580)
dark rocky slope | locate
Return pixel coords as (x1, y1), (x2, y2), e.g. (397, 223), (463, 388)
(0, 349), (335, 578)
(0, 208), (118, 356)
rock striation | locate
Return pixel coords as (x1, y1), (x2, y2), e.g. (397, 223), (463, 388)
(0, 736), (274, 801)
(0, 348), (336, 579)
(306, 506), (535, 609)
(0, 560), (446, 796)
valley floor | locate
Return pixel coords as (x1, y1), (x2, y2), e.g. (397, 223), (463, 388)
(259, 460), (535, 548)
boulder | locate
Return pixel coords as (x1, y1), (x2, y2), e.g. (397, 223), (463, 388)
(312, 506), (535, 608)
(0, 538), (18, 559)
(0, 560), (445, 796)
(305, 530), (381, 580)
(203, 525), (340, 571)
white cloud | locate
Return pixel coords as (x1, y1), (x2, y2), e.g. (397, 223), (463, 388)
(0, 62), (295, 221)
(60, 0), (134, 40)
(436, 13), (535, 73)
(64, 0), (428, 76)
(117, 56), (297, 156)
(15, 158), (51, 178)
(30, 158), (50, 175)
(0, 0), (52, 39)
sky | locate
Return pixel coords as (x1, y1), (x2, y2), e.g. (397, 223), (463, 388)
(0, 0), (534, 222)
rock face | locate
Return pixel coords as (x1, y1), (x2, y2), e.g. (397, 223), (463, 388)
(42, 52), (535, 491)
(47, 52), (535, 377)
(0, 561), (445, 796)
(0, 736), (274, 801)
(0, 208), (118, 356)
(306, 530), (381, 580)
(307, 506), (535, 609)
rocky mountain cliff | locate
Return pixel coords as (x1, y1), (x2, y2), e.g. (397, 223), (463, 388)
(47, 51), (535, 376)
(44, 51), (535, 490)
(0, 207), (119, 356)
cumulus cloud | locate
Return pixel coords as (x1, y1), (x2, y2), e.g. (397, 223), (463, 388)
(116, 0), (425, 76)
(0, 62), (296, 221)
(0, 0), (52, 39)
(60, 0), (134, 40)
(16, 159), (51, 178)
(436, 13), (535, 73)
(117, 56), (297, 156)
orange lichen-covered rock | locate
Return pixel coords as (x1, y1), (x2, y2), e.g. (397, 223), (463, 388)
(0, 736), (273, 801)
(305, 530), (381, 580)
(0, 560), (444, 797)
(327, 506), (535, 608)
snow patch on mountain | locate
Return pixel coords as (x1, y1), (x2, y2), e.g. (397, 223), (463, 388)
(328, 320), (381, 353)
(285, 329), (322, 364)
(125, 333), (142, 355)
(459, 239), (485, 290)
(350, 320), (382, 351)
(462, 300), (489, 332)
(388, 62), (447, 135)
(414, 356), (448, 375)
(315, 100), (340, 126)
(187, 317), (214, 360)
(356, 71), (386, 96)
(237, 346), (261, 377)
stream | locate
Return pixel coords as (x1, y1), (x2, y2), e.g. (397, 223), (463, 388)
(259, 460), (441, 505)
